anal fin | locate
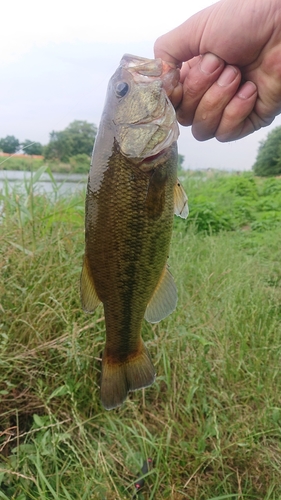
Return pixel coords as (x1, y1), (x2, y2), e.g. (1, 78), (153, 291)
(80, 255), (101, 312)
(144, 266), (177, 324)
(174, 179), (189, 219)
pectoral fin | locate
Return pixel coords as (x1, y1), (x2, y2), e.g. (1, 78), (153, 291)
(174, 179), (189, 219)
(144, 266), (177, 323)
(80, 255), (101, 312)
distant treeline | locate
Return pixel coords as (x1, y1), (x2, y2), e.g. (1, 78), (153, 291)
(0, 120), (97, 174)
(0, 119), (186, 174)
(3, 119), (281, 177)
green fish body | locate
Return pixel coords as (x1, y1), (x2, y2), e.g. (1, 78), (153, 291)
(81, 54), (188, 410)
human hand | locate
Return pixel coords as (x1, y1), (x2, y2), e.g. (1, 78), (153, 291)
(154, 0), (281, 141)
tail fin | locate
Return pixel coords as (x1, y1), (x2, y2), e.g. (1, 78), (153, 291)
(100, 341), (156, 410)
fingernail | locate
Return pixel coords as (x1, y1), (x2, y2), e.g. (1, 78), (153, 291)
(200, 53), (222, 75)
(238, 81), (257, 99)
(217, 66), (238, 87)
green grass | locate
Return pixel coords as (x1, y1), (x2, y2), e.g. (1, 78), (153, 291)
(0, 154), (91, 174)
(0, 156), (45, 172)
(178, 170), (281, 233)
(1, 171), (281, 498)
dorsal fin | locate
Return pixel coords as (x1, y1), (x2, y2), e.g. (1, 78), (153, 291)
(144, 266), (177, 323)
(80, 255), (101, 313)
(174, 179), (189, 219)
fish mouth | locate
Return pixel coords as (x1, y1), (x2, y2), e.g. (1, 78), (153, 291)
(121, 54), (180, 97)
(114, 53), (180, 164)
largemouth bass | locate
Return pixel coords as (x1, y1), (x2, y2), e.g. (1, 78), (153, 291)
(81, 54), (188, 410)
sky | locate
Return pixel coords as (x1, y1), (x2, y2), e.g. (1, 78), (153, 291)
(1, 0), (281, 171)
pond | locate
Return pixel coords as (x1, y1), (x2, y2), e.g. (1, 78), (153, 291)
(0, 170), (87, 197)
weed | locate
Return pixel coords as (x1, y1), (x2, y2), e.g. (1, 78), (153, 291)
(1, 172), (281, 498)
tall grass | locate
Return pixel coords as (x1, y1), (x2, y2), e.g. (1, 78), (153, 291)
(1, 171), (281, 498)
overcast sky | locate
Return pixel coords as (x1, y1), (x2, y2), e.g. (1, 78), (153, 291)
(1, 0), (281, 171)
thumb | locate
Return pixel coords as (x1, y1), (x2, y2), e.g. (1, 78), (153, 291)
(154, 6), (213, 64)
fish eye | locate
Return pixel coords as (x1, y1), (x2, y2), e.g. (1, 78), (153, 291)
(115, 81), (129, 98)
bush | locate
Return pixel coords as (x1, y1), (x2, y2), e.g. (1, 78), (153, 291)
(69, 154), (91, 174)
(188, 199), (234, 234)
(253, 126), (281, 176)
(224, 174), (258, 198)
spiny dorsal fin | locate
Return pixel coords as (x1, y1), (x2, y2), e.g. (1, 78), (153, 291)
(144, 266), (177, 324)
(80, 255), (101, 313)
(174, 179), (189, 219)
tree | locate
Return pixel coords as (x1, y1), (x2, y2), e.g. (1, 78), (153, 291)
(0, 135), (20, 154)
(65, 120), (97, 157)
(178, 154), (185, 173)
(69, 153), (91, 174)
(22, 140), (43, 155)
(253, 126), (281, 176)
(44, 120), (97, 162)
(44, 130), (72, 162)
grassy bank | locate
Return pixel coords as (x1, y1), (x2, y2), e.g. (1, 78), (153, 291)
(0, 154), (91, 175)
(1, 171), (281, 499)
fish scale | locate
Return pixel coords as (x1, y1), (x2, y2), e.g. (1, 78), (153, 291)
(86, 146), (175, 338)
(80, 54), (188, 410)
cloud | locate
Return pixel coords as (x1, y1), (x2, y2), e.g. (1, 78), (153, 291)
(2, 0), (279, 171)
(1, 0), (216, 63)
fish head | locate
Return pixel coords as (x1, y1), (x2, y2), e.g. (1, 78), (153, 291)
(104, 54), (180, 170)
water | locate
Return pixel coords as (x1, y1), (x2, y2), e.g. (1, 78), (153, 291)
(0, 170), (87, 196)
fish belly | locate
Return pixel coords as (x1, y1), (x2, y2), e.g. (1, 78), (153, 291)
(83, 145), (177, 409)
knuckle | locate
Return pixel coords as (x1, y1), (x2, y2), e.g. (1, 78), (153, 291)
(183, 80), (202, 100)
